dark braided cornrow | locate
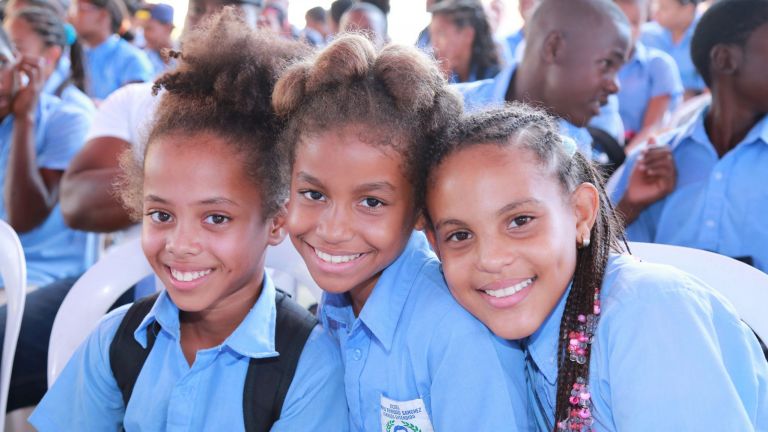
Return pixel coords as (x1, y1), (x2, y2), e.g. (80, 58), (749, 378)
(422, 103), (626, 430)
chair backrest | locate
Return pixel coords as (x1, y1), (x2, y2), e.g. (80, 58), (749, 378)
(629, 242), (768, 344)
(47, 236), (322, 387)
(0, 220), (26, 432)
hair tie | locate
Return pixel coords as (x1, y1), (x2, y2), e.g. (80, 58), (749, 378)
(560, 135), (578, 158)
(64, 23), (77, 46)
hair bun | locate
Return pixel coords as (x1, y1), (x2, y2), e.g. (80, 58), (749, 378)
(305, 34), (376, 93)
(374, 44), (443, 113)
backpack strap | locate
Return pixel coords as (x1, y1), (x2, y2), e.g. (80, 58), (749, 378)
(109, 293), (161, 407)
(242, 289), (319, 432)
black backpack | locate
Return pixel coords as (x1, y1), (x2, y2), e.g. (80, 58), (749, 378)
(108, 290), (317, 432)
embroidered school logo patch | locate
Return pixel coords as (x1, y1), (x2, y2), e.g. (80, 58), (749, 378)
(380, 395), (434, 432)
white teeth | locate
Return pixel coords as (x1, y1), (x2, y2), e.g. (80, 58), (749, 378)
(484, 278), (535, 298)
(314, 248), (362, 264)
(170, 268), (212, 282)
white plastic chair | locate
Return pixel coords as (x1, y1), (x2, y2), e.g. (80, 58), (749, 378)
(0, 220), (27, 432)
(47, 236), (153, 386)
(629, 242), (768, 344)
(47, 236), (321, 386)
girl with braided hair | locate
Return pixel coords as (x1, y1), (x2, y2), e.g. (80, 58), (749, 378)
(273, 33), (529, 431)
(422, 103), (768, 431)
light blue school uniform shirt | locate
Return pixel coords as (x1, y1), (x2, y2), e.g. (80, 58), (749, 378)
(30, 273), (350, 431)
(640, 18), (706, 93)
(0, 94), (91, 287)
(612, 107), (768, 273)
(456, 63), (594, 157)
(319, 231), (530, 432)
(41, 56), (95, 115)
(84, 34), (154, 100)
(525, 254), (768, 431)
(505, 28), (525, 63)
(617, 42), (683, 136)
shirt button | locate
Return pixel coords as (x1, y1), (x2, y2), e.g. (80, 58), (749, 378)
(352, 349), (362, 361)
(714, 171), (723, 181)
(706, 220), (716, 228)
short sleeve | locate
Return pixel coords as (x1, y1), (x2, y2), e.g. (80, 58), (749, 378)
(427, 311), (529, 431)
(36, 104), (91, 170)
(29, 306), (129, 431)
(272, 325), (350, 431)
(596, 274), (764, 431)
(648, 51), (684, 99)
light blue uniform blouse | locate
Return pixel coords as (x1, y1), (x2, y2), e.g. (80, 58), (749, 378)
(30, 273), (350, 431)
(612, 107), (768, 273)
(84, 34), (154, 100)
(617, 42), (683, 135)
(0, 94), (91, 287)
(525, 254), (768, 431)
(640, 18), (706, 93)
(455, 62), (594, 157)
(319, 231), (530, 431)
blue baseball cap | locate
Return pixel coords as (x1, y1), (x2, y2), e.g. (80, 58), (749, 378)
(148, 3), (173, 24)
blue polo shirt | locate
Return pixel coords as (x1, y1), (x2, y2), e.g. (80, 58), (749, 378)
(612, 107), (768, 273)
(505, 28), (525, 63)
(640, 18), (706, 93)
(617, 42), (683, 135)
(456, 63), (594, 157)
(84, 35), (154, 100)
(319, 231), (529, 432)
(30, 273), (350, 431)
(0, 94), (91, 287)
(525, 254), (768, 431)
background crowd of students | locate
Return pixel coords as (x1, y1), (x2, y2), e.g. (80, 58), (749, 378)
(0, 0), (766, 430)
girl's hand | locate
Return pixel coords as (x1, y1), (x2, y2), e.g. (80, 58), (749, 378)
(11, 55), (45, 119)
(624, 139), (676, 208)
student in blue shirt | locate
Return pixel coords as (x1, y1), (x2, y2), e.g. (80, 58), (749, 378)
(428, 0), (501, 83)
(30, 11), (348, 431)
(614, 0), (768, 273)
(456, 0), (631, 162)
(422, 103), (768, 431)
(272, 34), (529, 432)
(640, 0), (705, 98)
(0, 27), (91, 288)
(614, 0), (683, 149)
(5, 6), (95, 115)
(70, 0), (153, 100)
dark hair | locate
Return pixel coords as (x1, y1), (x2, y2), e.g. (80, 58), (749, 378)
(6, 0), (68, 17)
(119, 8), (310, 220)
(360, 0), (390, 14)
(430, 0), (500, 81)
(330, 0), (353, 25)
(272, 34), (463, 211)
(422, 103), (627, 430)
(10, 6), (87, 94)
(691, 0), (768, 87)
(87, 0), (128, 34)
(305, 6), (326, 23)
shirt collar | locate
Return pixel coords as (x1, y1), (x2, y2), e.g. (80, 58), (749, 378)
(673, 104), (768, 151)
(85, 34), (119, 55)
(320, 231), (434, 352)
(134, 273), (279, 359)
(631, 41), (649, 64)
(492, 62), (517, 102)
(524, 283), (571, 385)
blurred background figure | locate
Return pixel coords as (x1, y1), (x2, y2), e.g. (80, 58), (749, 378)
(641, 0), (706, 99)
(139, 3), (176, 77)
(339, 1), (387, 48)
(301, 5), (328, 45)
(429, 0), (501, 83)
(69, 0), (153, 100)
(503, 0), (534, 61)
(328, 0), (352, 35)
(614, 0), (682, 149)
(259, 0), (299, 38)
